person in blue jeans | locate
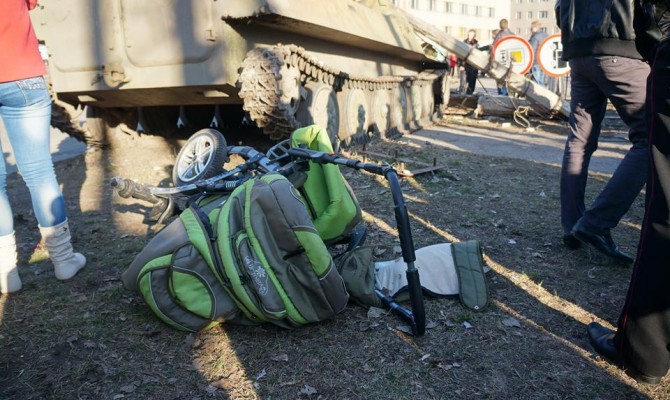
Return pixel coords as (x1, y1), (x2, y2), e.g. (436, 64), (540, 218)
(556, 0), (649, 264)
(0, 0), (86, 294)
(528, 21), (548, 87)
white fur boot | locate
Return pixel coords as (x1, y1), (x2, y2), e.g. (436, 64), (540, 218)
(40, 219), (86, 280)
(0, 232), (22, 293)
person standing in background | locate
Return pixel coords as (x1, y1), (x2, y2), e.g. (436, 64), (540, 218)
(528, 21), (549, 87)
(492, 19), (514, 95)
(0, 0), (86, 293)
(557, 0), (649, 263)
(460, 29), (479, 95)
(449, 53), (458, 77)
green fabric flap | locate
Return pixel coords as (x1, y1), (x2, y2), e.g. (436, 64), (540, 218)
(452, 240), (489, 312)
(334, 246), (382, 309)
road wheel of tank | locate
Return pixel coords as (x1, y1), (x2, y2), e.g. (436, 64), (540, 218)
(337, 88), (370, 146)
(296, 82), (339, 142)
(172, 128), (228, 186)
(409, 84), (423, 126)
(421, 83), (435, 121)
(369, 88), (392, 138)
(239, 48), (301, 140)
(390, 85), (409, 135)
(434, 72), (451, 116)
(139, 106), (180, 136)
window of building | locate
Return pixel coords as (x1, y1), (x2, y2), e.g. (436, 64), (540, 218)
(489, 7), (495, 18)
(444, 1), (452, 12)
(461, 3), (468, 15)
(539, 10), (548, 18)
(515, 11), (522, 19)
(429, 0), (436, 11)
(410, 0), (418, 9)
(527, 11), (533, 19)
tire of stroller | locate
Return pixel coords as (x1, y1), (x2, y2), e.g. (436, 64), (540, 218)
(172, 128), (228, 186)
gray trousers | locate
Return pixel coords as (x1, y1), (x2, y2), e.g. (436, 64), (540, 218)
(560, 56), (649, 234)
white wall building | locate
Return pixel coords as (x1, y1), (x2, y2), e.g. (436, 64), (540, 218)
(392, 0), (511, 46)
(510, 0), (559, 38)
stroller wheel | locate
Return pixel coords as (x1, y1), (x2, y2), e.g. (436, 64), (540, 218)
(172, 128), (228, 186)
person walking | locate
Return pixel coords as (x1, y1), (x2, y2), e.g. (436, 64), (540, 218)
(461, 29), (479, 95)
(587, 0), (668, 385)
(557, 0), (650, 263)
(0, 0), (86, 293)
(492, 19), (514, 96)
(528, 21), (549, 87)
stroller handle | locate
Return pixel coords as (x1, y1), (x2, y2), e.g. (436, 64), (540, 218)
(111, 177), (162, 204)
(288, 147), (426, 336)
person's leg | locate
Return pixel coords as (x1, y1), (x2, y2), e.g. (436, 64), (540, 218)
(466, 69), (476, 94)
(615, 43), (670, 379)
(0, 84), (16, 238)
(531, 65), (546, 87)
(560, 57), (608, 234)
(0, 77), (66, 229)
(1, 76), (85, 280)
(579, 57), (650, 232)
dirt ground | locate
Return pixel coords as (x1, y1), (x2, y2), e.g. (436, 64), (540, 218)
(0, 112), (666, 400)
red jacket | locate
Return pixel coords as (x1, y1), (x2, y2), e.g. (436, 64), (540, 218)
(0, 0), (47, 83)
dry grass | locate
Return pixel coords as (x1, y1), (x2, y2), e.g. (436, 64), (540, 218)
(0, 116), (666, 400)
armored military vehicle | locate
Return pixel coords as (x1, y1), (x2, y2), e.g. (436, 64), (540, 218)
(30, 0), (452, 147)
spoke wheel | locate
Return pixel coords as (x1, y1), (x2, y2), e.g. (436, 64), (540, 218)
(172, 128), (228, 186)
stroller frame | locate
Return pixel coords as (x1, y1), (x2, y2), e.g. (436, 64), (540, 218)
(112, 129), (426, 335)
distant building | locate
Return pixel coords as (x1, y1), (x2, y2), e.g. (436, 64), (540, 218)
(510, 0), (559, 37)
(392, 0), (511, 46)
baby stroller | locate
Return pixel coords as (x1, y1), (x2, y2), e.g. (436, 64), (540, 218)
(113, 125), (426, 335)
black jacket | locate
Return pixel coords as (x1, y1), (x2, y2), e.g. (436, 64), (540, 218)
(557, 0), (643, 60)
(634, 0), (666, 61)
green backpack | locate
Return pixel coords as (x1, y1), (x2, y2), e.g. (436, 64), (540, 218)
(122, 173), (350, 332)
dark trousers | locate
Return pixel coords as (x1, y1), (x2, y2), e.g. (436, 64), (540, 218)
(615, 40), (670, 378)
(560, 56), (649, 235)
(465, 67), (477, 95)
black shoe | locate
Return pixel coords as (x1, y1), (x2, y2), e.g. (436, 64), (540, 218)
(571, 221), (634, 263)
(563, 234), (582, 250)
(587, 322), (662, 385)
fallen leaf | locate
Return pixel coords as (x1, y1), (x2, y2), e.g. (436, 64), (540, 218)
(119, 384), (136, 393)
(367, 307), (385, 319)
(463, 321), (473, 329)
(255, 369), (267, 380)
(271, 354), (289, 362)
(300, 385), (318, 396)
(502, 317), (521, 328)
(373, 247), (387, 256)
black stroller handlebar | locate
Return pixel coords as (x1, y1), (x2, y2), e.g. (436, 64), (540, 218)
(288, 146), (426, 336)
